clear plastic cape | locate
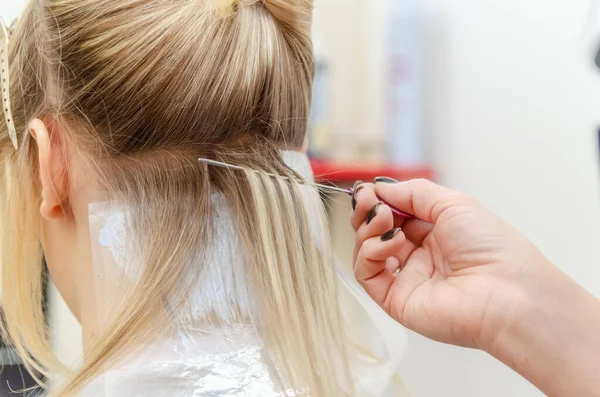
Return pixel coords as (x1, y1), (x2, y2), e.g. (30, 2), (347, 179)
(81, 151), (408, 397)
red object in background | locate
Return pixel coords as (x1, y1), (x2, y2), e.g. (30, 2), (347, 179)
(310, 159), (435, 184)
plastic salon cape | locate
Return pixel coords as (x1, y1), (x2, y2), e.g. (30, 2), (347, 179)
(82, 151), (409, 397)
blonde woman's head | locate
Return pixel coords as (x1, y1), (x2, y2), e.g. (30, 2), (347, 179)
(0, 0), (353, 395)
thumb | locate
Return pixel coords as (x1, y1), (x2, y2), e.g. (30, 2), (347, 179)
(374, 178), (479, 224)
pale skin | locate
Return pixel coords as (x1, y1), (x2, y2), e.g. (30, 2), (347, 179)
(29, 118), (101, 351)
(352, 179), (600, 397)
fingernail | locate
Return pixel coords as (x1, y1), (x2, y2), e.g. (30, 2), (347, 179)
(381, 228), (401, 242)
(366, 202), (381, 225)
(353, 180), (364, 189)
(351, 185), (365, 211)
(375, 176), (400, 184)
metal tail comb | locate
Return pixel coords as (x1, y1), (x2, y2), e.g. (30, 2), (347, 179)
(198, 158), (418, 220)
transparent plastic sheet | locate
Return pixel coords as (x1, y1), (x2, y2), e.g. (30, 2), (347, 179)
(78, 151), (407, 397)
(336, 261), (409, 397)
(84, 198), (285, 397)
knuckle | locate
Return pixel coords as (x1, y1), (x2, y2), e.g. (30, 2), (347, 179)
(410, 178), (432, 189)
(431, 191), (478, 218)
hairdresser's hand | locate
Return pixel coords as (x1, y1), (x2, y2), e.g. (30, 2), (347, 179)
(352, 178), (600, 397)
(351, 178), (547, 350)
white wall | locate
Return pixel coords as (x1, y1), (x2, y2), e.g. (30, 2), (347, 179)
(316, 0), (600, 396)
(0, 0), (22, 21)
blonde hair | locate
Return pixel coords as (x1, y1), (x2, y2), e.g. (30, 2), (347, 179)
(0, 0), (353, 395)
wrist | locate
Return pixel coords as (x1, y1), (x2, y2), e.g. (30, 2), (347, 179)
(486, 258), (600, 396)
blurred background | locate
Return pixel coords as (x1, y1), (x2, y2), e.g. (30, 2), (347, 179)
(2, 0), (600, 396)
(311, 1), (600, 396)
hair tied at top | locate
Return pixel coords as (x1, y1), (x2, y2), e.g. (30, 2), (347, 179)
(211, 0), (241, 16)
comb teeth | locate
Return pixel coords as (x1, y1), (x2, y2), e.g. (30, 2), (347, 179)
(197, 157), (420, 220)
(197, 157), (351, 195)
(199, 158), (245, 171)
(0, 18), (17, 150)
(198, 158), (292, 181)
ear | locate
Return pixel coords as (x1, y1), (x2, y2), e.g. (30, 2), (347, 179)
(29, 118), (70, 220)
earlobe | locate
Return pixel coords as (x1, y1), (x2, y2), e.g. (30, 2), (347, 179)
(29, 118), (69, 220)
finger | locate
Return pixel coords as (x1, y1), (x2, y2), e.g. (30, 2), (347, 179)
(374, 178), (481, 224)
(385, 257), (400, 273)
(355, 228), (406, 307)
(391, 238), (419, 270)
(353, 203), (394, 266)
(401, 218), (434, 247)
(355, 204), (429, 270)
(388, 211), (410, 231)
(383, 217), (433, 270)
(350, 182), (378, 231)
(389, 249), (434, 323)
